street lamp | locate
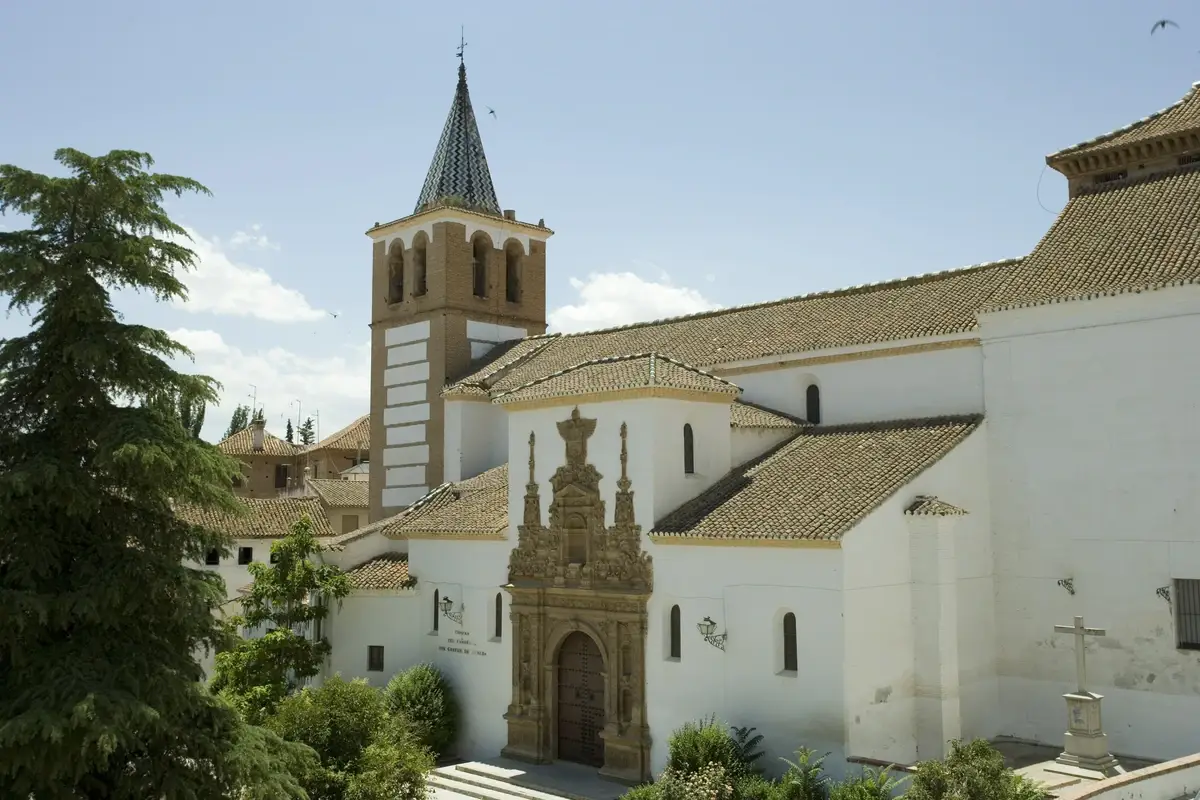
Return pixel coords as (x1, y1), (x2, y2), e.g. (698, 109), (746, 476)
(441, 595), (464, 625)
(697, 616), (727, 651)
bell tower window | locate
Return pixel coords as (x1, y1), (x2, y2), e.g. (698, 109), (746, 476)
(505, 243), (521, 303)
(413, 236), (428, 297)
(472, 237), (489, 298)
(387, 243), (404, 304)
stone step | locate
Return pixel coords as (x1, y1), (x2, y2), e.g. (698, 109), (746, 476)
(431, 761), (622, 800)
(430, 766), (579, 800)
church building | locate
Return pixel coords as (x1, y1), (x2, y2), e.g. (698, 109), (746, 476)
(303, 63), (1200, 783)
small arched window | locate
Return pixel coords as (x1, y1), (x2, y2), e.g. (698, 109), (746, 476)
(494, 592), (503, 640)
(414, 237), (428, 297)
(504, 244), (521, 303)
(433, 589), (440, 633)
(387, 244), (404, 304)
(783, 612), (798, 672)
(805, 384), (821, 425)
(472, 238), (489, 298)
(683, 424), (695, 475)
(669, 605), (681, 660)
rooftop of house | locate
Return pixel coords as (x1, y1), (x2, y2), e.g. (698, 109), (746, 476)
(217, 425), (298, 458)
(1048, 81), (1200, 163)
(177, 496), (335, 539)
(343, 552), (414, 590)
(307, 478), (369, 509)
(305, 413), (370, 454)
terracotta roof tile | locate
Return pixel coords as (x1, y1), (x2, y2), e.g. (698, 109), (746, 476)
(905, 496), (968, 516)
(1049, 83), (1200, 161)
(344, 552), (414, 590)
(177, 496), (335, 539)
(651, 416), (980, 542)
(305, 414), (370, 454)
(217, 426), (299, 458)
(326, 485), (455, 546)
(493, 353), (741, 405)
(443, 337), (556, 398)
(987, 166), (1200, 312)
(307, 478), (369, 509)
(386, 465), (509, 538)
(730, 400), (806, 429)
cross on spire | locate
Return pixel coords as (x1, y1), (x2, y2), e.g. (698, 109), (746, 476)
(456, 26), (467, 64)
(1053, 615), (1106, 694)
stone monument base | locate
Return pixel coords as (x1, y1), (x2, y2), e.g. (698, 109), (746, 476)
(1045, 692), (1126, 780)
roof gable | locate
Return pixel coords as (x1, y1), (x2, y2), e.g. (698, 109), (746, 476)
(1049, 82), (1200, 163)
(307, 478), (369, 509)
(177, 496), (335, 539)
(217, 427), (298, 458)
(306, 414), (369, 454)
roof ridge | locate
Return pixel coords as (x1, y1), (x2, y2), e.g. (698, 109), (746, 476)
(540, 259), (1021, 341)
(804, 414), (984, 435)
(1048, 82), (1200, 160)
(733, 398), (807, 425)
(491, 351), (741, 402)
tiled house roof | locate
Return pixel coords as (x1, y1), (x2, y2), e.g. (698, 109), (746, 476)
(651, 416), (980, 543)
(730, 401), (806, 429)
(307, 478), (369, 509)
(306, 414), (369, 454)
(383, 465), (509, 538)
(905, 496), (969, 516)
(493, 353), (741, 405)
(344, 552), (414, 590)
(177, 496), (335, 539)
(217, 427), (298, 458)
(1049, 82), (1200, 161)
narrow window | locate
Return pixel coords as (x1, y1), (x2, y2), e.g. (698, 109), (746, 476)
(669, 605), (681, 660)
(414, 239), (427, 296)
(238, 546), (253, 566)
(472, 238), (488, 298)
(494, 593), (503, 640)
(433, 589), (440, 632)
(274, 464), (289, 489)
(683, 424), (695, 475)
(367, 645), (385, 672)
(388, 244), (404, 303)
(205, 549), (221, 566)
(806, 384), (821, 425)
(505, 245), (521, 303)
(783, 612), (798, 672)
(1177, 579), (1200, 649)
(342, 514), (360, 534)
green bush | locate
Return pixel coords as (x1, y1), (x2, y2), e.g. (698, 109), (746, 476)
(731, 725), (767, 775)
(384, 662), (460, 759)
(666, 715), (745, 780)
(905, 739), (1045, 800)
(829, 767), (906, 800)
(776, 747), (831, 800)
(344, 714), (433, 800)
(620, 783), (663, 800)
(657, 763), (736, 800)
(734, 773), (778, 800)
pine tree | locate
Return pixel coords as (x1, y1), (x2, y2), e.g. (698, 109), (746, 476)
(0, 149), (306, 796)
(285, 418), (294, 445)
(298, 416), (315, 446)
(224, 403), (250, 440)
(251, 406), (265, 425)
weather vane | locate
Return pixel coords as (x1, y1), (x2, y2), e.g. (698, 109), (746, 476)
(456, 26), (467, 63)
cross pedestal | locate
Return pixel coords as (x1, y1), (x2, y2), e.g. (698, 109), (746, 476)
(1045, 616), (1125, 780)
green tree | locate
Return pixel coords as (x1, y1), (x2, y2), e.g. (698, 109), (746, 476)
(0, 148), (300, 795)
(210, 514), (351, 724)
(286, 417), (295, 444)
(148, 386), (208, 441)
(298, 416), (316, 446)
(252, 406), (266, 425)
(225, 403), (251, 439)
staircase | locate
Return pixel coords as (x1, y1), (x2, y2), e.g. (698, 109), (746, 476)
(428, 760), (625, 800)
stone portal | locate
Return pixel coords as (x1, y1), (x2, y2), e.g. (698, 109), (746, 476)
(503, 409), (653, 784)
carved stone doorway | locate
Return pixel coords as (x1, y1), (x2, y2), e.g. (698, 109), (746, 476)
(557, 631), (605, 767)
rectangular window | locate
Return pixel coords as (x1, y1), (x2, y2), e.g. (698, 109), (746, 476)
(367, 645), (385, 672)
(238, 546), (253, 565)
(342, 514), (360, 534)
(205, 549), (221, 566)
(1176, 579), (1200, 649)
(274, 464), (290, 489)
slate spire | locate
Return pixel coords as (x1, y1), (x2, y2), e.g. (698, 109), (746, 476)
(413, 61), (501, 216)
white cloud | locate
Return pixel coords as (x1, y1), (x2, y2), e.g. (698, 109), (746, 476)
(169, 328), (368, 444)
(548, 272), (720, 334)
(170, 227), (323, 323)
(229, 223), (280, 251)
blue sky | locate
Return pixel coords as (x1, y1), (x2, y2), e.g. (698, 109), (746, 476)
(1, 0), (1196, 442)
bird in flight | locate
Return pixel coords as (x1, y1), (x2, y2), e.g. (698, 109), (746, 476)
(487, 106), (497, 118)
(329, 311), (339, 319)
(1151, 19), (1179, 34)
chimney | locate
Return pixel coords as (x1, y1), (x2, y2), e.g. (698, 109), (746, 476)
(503, 209), (516, 221)
(250, 418), (266, 452)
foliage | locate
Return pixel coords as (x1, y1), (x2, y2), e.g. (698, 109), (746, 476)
(299, 415), (316, 446)
(286, 417), (295, 444)
(0, 148), (266, 795)
(904, 739), (1044, 800)
(210, 515), (351, 723)
(621, 784), (664, 800)
(777, 747), (832, 800)
(734, 774), (779, 800)
(265, 676), (431, 800)
(657, 762), (736, 800)
(149, 386), (207, 440)
(252, 406), (266, 424)
(225, 403), (252, 439)
(384, 662), (460, 758)
(829, 767), (906, 800)
(732, 724), (767, 775)
(666, 715), (747, 782)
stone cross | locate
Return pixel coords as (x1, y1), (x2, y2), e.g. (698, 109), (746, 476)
(1054, 615), (1106, 694)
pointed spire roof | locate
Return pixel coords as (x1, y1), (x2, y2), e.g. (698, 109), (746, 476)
(414, 62), (501, 216)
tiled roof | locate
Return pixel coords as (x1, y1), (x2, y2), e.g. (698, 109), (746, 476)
(306, 414), (369, 454)
(217, 426), (299, 458)
(307, 478), (369, 509)
(344, 552), (414, 590)
(493, 353), (741, 405)
(447, 260), (1021, 398)
(986, 166), (1200, 312)
(1049, 82), (1200, 160)
(730, 400), (806, 429)
(413, 62), (500, 216)
(651, 416), (980, 543)
(905, 496), (969, 516)
(444, 338), (557, 398)
(177, 497), (335, 539)
(384, 465), (509, 538)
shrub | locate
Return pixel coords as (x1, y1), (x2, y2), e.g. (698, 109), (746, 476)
(384, 663), (460, 759)
(344, 714), (434, 800)
(830, 767), (906, 800)
(905, 739), (1045, 800)
(620, 783), (663, 800)
(666, 715), (745, 780)
(731, 725), (767, 775)
(657, 763), (736, 800)
(734, 773), (778, 800)
(776, 747), (831, 800)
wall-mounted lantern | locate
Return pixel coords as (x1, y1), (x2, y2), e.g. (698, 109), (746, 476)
(697, 616), (727, 651)
(1157, 585), (1172, 604)
(1057, 578), (1075, 596)
(441, 595), (465, 625)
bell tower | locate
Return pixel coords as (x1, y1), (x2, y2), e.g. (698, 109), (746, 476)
(366, 58), (554, 521)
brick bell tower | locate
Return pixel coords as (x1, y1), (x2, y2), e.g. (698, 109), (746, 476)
(366, 57), (554, 522)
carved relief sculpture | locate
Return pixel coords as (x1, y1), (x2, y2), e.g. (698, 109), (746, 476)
(503, 409), (653, 784)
